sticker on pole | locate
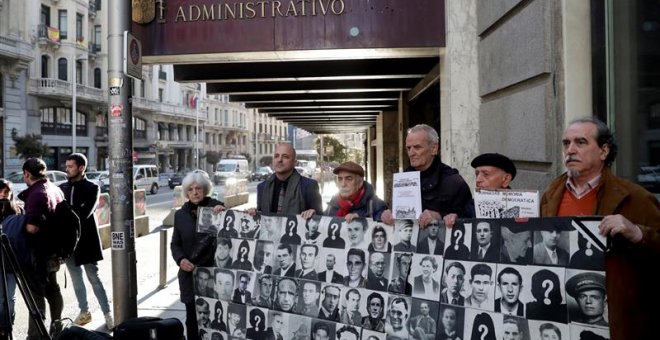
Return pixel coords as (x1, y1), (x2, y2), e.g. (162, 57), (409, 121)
(123, 31), (142, 80)
(112, 231), (125, 250)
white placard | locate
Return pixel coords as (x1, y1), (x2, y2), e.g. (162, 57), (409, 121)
(392, 171), (422, 219)
(474, 189), (540, 218)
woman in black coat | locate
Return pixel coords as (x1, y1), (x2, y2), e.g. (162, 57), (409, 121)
(171, 171), (225, 340)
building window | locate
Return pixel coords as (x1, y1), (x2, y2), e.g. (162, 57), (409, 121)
(133, 117), (147, 139)
(58, 10), (67, 40)
(41, 5), (51, 26)
(93, 25), (102, 51)
(41, 55), (49, 78)
(96, 0), (102, 10)
(76, 61), (83, 84)
(158, 88), (163, 102)
(40, 107), (87, 136)
(58, 58), (67, 81)
(76, 13), (84, 42)
(0, 73), (3, 109)
(94, 68), (101, 88)
(96, 113), (107, 136)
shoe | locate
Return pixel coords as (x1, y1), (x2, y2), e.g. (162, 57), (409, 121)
(73, 310), (92, 326)
(104, 312), (115, 330)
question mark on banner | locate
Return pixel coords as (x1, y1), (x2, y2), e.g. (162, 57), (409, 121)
(240, 247), (248, 262)
(331, 224), (338, 240)
(478, 324), (488, 340)
(542, 279), (554, 305)
(288, 220), (295, 237)
(254, 315), (262, 330)
(225, 215), (234, 231)
(586, 242), (593, 256)
(453, 229), (463, 251)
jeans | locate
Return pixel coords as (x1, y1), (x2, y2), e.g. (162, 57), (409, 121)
(65, 257), (111, 314)
(0, 272), (16, 328)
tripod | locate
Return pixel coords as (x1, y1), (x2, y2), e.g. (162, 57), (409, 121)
(0, 227), (51, 340)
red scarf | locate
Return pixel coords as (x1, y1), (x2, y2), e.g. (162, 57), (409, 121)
(336, 186), (365, 217)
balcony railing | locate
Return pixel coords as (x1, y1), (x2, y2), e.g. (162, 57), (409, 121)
(88, 42), (100, 59)
(89, 0), (97, 18)
(28, 78), (105, 104)
(36, 24), (61, 48)
(132, 97), (198, 119)
(0, 35), (34, 63)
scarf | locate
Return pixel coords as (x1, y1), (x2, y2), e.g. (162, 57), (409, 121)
(336, 185), (365, 217)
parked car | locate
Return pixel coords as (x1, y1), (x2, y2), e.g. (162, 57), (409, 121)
(638, 166), (660, 191)
(250, 166), (273, 181)
(214, 158), (250, 184)
(87, 170), (110, 192)
(133, 165), (159, 194)
(4, 170), (69, 199)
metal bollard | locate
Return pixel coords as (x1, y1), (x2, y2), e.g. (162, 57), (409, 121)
(159, 228), (168, 289)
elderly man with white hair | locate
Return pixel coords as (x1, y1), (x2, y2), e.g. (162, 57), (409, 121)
(325, 161), (388, 222)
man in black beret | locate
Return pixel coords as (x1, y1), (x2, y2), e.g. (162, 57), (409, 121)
(566, 272), (608, 326)
(445, 153), (517, 227)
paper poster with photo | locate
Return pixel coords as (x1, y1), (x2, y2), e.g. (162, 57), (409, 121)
(359, 289), (388, 332)
(317, 247), (347, 283)
(197, 206), (217, 234)
(246, 306), (269, 339)
(528, 320), (569, 340)
(463, 308), (503, 340)
(257, 214), (285, 243)
(392, 171), (422, 219)
(444, 221), (472, 261)
(229, 239), (255, 271)
(392, 220), (420, 253)
(368, 221), (394, 253)
(474, 189), (540, 218)
(323, 216), (347, 249)
(302, 214), (330, 245)
(409, 254), (443, 301)
(366, 251), (392, 292)
(408, 299), (440, 340)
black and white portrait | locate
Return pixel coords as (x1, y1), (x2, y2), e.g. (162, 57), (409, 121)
(568, 226), (605, 271)
(336, 324), (361, 340)
(232, 271), (255, 305)
(464, 309), (501, 340)
(209, 299), (228, 332)
(417, 219), (445, 255)
(197, 206), (217, 234)
(251, 274), (274, 309)
(287, 315), (312, 340)
(525, 266), (567, 323)
(214, 269), (235, 301)
(272, 243), (297, 277)
(296, 279), (321, 317)
(296, 243), (320, 280)
(253, 240), (275, 274)
(444, 221), (471, 260)
(387, 252), (413, 295)
(500, 224), (533, 265)
(409, 299), (440, 340)
(343, 248), (367, 288)
(501, 316), (531, 340)
(311, 319), (336, 340)
(368, 223), (393, 253)
(339, 287), (363, 326)
(495, 265), (531, 317)
(346, 218), (370, 249)
(392, 219), (418, 252)
(317, 248), (346, 284)
(527, 320), (570, 340)
(463, 262), (496, 311)
(384, 295), (412, 339)
(437, 305), (464, 340)
(273, 277), (299, 314)
(195, 297), (213, 330)
(257, 215), (284, 243)
(366, 251), (391, 291)
(411, 254), (443, 301)
(359, 290), (387, 333)
(360, 329), (385, 340)
(218, 210), (239, 238)
(237, 211), (261, 239)
(565, 270), (608, 327)
(215, 238), (234, 269)
(323, 217), (346, 249)
(533, 225), (570, 266)
(245, 306), (268, 339)
(226, 303), (246, 338)
(471, 220), (500, 262)
(195, 267), (215, 298)
(318, 283), (342, 322)
(440, 261), (466, 306)
(230, 239), (255, 271)
(303, 215), (327, 245)
(265, 310), (288, 340)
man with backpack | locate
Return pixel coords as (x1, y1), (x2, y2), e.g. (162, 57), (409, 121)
(18, 158), (68, 339)
(60, 153), (114, 330)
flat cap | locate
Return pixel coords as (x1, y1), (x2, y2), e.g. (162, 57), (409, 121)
(566, 272), (606, 299)
(471, 153), (517, 179)
(333, 161), (364, 177)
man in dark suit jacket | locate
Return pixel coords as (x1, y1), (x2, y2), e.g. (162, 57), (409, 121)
(265, 312), (285, 340)
(318, 254), (343, 283)
(533, 230), (569, 265)
(440, 262), (465, 306)
(494, 267), (525, 316)
(273, 244), (296, 277)
(366, 252), (388, 291)
(317, 285), (341, 321)
(232, 273), (252, 304)
(416, 220), (445, 255)
(294, 244), (319, 280)
(471, 221), (499, 262)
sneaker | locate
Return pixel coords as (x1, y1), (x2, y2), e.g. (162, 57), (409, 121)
(104, 312), (115, 330)
(73, 310), (92, 326)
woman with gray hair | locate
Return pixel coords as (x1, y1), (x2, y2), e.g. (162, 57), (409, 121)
(171, 170), (225, 340)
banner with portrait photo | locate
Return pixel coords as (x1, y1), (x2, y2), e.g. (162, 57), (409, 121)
(191, 210), (610, 340)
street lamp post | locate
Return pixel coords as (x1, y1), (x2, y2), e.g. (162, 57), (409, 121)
(71, 51), (77, 151)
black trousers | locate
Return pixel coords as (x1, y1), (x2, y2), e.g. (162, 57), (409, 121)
(184, 302), (199, 340)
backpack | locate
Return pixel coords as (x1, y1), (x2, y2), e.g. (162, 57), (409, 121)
(43, 200), (81, 260)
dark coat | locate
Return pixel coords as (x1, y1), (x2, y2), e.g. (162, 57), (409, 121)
(541, 168), (660, 340)
(60, 177), (103, 266)
(318, 270), (343, 284)
(171, 197), (224, 304)
(324, 181), (388, 221)
(416, 237), (444, 255)
(256, 171), (322, 215)
(408, 156), (473, 218)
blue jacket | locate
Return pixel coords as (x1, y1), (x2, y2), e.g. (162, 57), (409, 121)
(325, 181), (388, 221)
(2, 214), (33, 269)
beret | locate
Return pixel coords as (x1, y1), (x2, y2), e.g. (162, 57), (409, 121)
(471, 153), (517, 179)
(566, 272), (606, 299)
(333, 161), (365, 177)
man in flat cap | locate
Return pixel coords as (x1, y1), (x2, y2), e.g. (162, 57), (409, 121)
(445, 153), (517, 227)
(325, 161), (388, 222)
(566, 272), (608, 326)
